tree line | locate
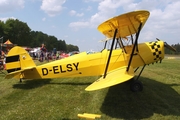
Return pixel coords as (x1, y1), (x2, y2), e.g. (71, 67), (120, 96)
(165, 43), (180, 55)
(0, 19), (79, 52)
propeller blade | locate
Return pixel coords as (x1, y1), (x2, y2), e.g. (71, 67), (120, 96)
(156, 38), (176, 52)
(156, 38), (160, 41)
(164, 42), (176, 52)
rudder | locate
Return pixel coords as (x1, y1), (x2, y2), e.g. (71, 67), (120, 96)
(6, 46), (36, 73)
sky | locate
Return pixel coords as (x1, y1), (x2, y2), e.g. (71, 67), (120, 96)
(0, 0), (180, 52)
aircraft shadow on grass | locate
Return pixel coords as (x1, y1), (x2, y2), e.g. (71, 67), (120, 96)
(100, 76), (180, 119)
(12, 79), (52, 89)
(12, 79), (92, 89)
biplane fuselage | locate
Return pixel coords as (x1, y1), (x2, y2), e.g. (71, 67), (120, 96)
(5, 41), (164, 79)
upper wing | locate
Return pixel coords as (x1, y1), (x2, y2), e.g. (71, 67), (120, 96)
(85, 66), (134, 91)
(97, 10), (150, 38)
(5, 66), (36, 79)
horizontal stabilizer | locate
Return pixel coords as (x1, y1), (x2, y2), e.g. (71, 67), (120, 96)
(85, 66), (134, 91)
(5, 66), (35, 79)
(5, 71), (21, 79)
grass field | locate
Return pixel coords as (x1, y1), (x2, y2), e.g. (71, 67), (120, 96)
(0, 58), (180, 120)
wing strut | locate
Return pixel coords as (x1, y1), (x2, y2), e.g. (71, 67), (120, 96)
(126, 23), (142, 72)
(119, 38), (127, 53)
(103, 28), (118, 79)
(104, 41), (107, 49)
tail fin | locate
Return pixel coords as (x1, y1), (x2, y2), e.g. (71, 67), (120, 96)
(6, 46), (36, 74)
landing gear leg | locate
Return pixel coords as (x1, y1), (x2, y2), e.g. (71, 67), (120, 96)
(19, 74), (24, 83)
(130, 65), (146, 92)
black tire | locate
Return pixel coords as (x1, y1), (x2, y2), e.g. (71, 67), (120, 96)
(130, 80), (143, 92)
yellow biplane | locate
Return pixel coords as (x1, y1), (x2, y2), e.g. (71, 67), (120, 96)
(5, 10), (176, 92)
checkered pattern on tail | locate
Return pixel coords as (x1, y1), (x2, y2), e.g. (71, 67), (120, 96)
(149, 41), (162, 61)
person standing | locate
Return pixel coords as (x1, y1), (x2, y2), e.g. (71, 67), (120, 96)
(40, 43), (47, 62)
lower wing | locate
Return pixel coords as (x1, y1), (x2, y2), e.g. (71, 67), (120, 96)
(85, 66), (134, 91)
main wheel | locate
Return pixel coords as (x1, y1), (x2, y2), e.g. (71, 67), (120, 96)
(130, 80), (143, 92)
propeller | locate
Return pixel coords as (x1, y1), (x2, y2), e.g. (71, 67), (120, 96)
(156, 38), (176, 52)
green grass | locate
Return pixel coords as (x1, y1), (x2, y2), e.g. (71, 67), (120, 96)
(0, 59), (180, 120)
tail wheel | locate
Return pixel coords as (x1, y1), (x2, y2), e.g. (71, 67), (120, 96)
(130, 80), (143, 92)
